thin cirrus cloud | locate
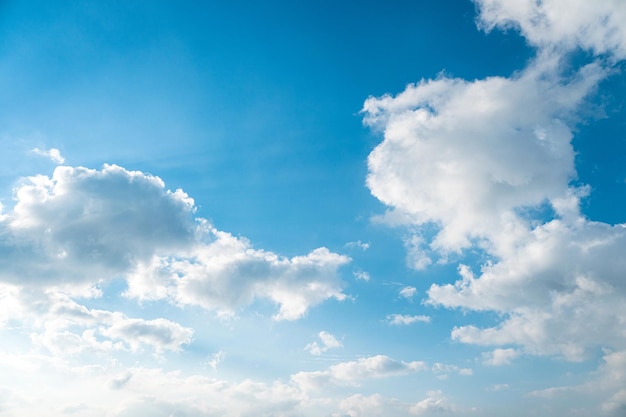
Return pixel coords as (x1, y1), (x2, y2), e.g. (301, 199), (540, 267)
(363, 0), (626, 368)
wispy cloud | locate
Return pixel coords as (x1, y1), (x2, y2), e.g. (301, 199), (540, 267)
(304, 331), (343, 356)
(32, 147), (65, 164)
(345, 240), (370, 251)
(399, 286), (417, 300)
(353, 269), (370, 281)
(386, 314), (430, 325)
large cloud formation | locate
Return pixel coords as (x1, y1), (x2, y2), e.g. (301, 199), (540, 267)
(363, 0), (626, 387)
(0, 164), (349, 322)
(0, 352), (462, 417)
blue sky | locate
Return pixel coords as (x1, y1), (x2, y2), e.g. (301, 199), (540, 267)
(1, 1), (626, 416)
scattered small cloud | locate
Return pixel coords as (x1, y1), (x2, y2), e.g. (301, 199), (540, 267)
(528, 386), (573, 398)
(482, 348), (520, 366)
(32, 147), (65, 164)
(208, 350), (225, 369)
(353, 269), (370, 281)
(410, 390), (455, 415)
(399, 286), (417, 300)
(305, 331), (342, 356)
(345, 240), (370, 251)
(431, 363), (473, 379)
(404, 235), (431, 270)
(386, 314), (430, 326)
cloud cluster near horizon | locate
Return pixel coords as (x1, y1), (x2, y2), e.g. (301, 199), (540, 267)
(363, 1), (626, 411)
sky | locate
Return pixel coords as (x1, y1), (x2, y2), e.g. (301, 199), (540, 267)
(0, 0), (626, 416)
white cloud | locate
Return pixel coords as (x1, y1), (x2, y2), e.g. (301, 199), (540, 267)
(0, 349), (456, 417)
(363, 56), (604, 254)
(481, 348), (520, 366)
(409, 390), (455, 416)
(125, 234), (349, 321)
(207, 350), (225, 369)
(338, 394), (403, 417)
(291, 355), (426, 391)
(399, 286), (417, 300)
(404, 234), (432, 269)
(526, 349), (626, 415)
(433, 220), (626, 360)
(0, 358), (308, 417)
(0, 164), (349, 320)
(305, 331), (343, 356)
(1, 164), (196, 285)
(31, 147), (65, 164)
(353, 269), (370, 281)
(386, 314), (430, 326)
(362, 0), (626, 362)
(0, 283), (23, 326)
(345, 240), (370, 251)
(338, 394), (381, 417)
(431, 363), (473, 378)
(474, 0), (626, 59)
(27, 293), (193, 354)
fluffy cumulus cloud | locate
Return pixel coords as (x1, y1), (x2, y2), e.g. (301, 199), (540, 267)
(305, 331), (343, 355)
(363, 0), (626, 366)
(1, 164), (196, 286)
(0, 164), (349, 321)
(475, 0), (626, 59)
(13, 292), (193, 355)
(363, 58), (602, 254)
(409, 390), (455, 416)
(125, 232), (349, 320)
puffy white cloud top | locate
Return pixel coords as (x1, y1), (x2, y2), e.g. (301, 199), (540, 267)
(0, 164), (349, 321)
(363, 0), (626, 366)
